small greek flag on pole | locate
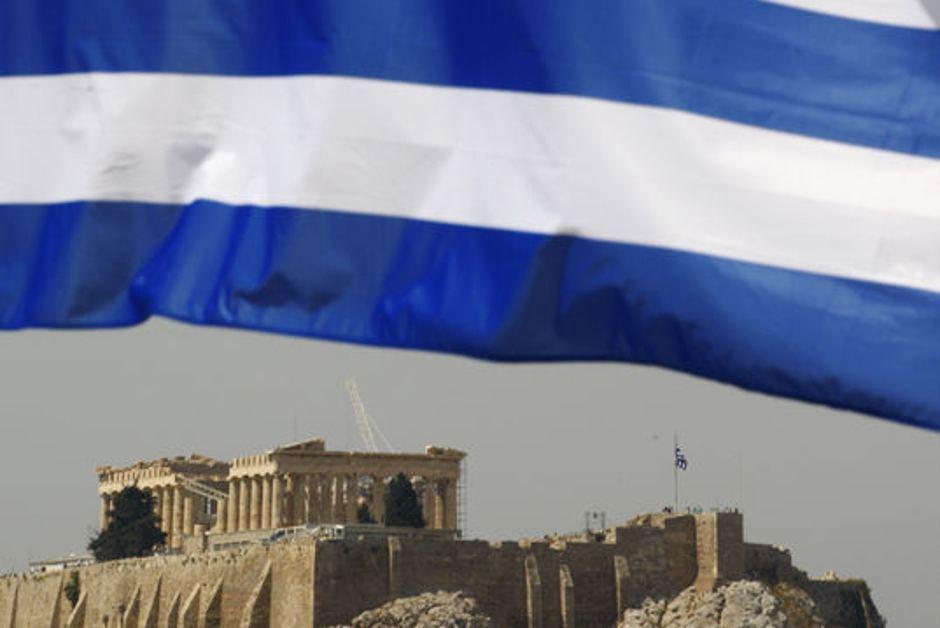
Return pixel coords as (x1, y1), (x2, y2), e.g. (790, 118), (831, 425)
(672, 434), (687, 511)
(675, 445), (688, 471)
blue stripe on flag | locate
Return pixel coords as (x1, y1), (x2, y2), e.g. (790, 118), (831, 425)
(2, 202), (938, 430)
(1, 0), (938, 158)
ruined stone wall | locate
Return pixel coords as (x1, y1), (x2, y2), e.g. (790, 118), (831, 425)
(0, 512), (744, 628)
(313, 537), (619, 628)
(0, 571), (64, 628)
(744, 543), (799, 584)
(661, 516), (698, 592)
(312, 516), (704, 628)
(313, 538), (531, 627)
(0, 540), (314, 628)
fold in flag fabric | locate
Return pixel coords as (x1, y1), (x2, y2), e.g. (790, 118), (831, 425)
(1, 1), (939, 430)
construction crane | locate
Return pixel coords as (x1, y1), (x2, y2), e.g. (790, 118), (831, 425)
(345, 378), (395, 453)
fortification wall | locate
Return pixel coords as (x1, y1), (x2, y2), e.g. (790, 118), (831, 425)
(744, 542), (799, 584)
(314, 536), (633, 628)
(0, 512), (745, 628)
(311, 513), (744, 627)
(694, 511), (744, 591)
(0, 540), (314, 628)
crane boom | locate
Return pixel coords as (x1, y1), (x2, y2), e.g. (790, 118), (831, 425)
(346, 378), (378, 452)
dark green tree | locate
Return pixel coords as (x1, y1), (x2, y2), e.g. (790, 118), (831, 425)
(64, 571), (80, 608)
(88, 486), (166, 561)
(356, 502), (375, 524)
(383, 473), (425, 528)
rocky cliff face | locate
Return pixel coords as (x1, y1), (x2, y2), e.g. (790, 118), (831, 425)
(327, 580), (883, 628)
(327, 591), (493, 628)
(621, 577), (883, 628)
(619, 580), (830, 627)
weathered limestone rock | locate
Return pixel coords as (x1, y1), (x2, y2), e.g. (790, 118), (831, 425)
(619, 580), (822, 628)
(327, 591), (493, 628)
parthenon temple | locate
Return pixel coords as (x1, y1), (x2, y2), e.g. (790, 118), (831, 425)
(95, 439), (465, 549)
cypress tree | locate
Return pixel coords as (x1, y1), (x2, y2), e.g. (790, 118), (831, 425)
(356, 502), (375, 524)
(383, 473), (425, 528)
(88, 486), (167, 561)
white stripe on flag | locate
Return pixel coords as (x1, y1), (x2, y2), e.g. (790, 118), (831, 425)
(2, 73), (940, 293)
(767, 0), (940, 29)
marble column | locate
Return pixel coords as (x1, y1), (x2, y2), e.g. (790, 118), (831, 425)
(99, 493), (111, 532)
(293, 475), (307, 525)
(318, 475), (331, 523)
(215, 498), (228, 534)
(317, 475), (332, 523)
(332, 476), (345, 523)
(160, 487), (173, 540)
(172, 486), (183, 548)
(312, 475), (325, 524)
(345, 475), (358, 523)
(284, 475), (295, 525)
(182, 494), (194, 536)
(434, 480), (446, 529)
(320, 475), (339, 523)
(372, 476), (386, 525)
(272, 475), (284, 529)
(227, 481), (239, 533)
(423, 479), (437, 530)
(238, 477), (250, 532)
(250, 476), (262, 530)
(444, 479), (458, 530)
(261, 475), (272, 530)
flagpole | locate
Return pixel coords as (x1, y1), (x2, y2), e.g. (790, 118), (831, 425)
(673, 433), (679, 512)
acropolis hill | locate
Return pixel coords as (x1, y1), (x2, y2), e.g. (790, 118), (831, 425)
(0, 439), (882, 627)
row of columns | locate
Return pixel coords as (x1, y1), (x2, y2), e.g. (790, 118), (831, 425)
(216, 473), (458, 534)
(220, 473), (367, 534)
(97, 473), (459, 545)
(157, 486), (203, 548)
(99, 486), (207, 549)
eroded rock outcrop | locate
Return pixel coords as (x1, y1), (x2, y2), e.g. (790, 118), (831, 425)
(328, 591), (493, 628)
(618, 579), (879, 628)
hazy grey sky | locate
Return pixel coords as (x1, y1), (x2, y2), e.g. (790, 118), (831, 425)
(0, 319), (937, 626)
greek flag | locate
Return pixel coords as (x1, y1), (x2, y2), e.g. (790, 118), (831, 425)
(1, 1), (939, 430)
(675, 447), (688, 472)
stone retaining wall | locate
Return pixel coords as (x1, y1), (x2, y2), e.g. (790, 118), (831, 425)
(0, 512), (745, 628)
